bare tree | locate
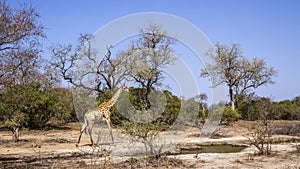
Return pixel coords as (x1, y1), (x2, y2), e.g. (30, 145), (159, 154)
(245, 97), (274, 155)
(201, 43), (277, 110)
(51, 34), (129, 93)
(0, 0), (45, 88)
(118, 24), (176, 108)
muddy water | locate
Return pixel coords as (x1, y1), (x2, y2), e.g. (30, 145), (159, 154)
(180, 144), (247, 154)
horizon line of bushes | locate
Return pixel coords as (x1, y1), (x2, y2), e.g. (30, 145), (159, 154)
(1, 83), (300, 131)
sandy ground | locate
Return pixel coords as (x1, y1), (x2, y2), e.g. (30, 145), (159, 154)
(0, 121), (300, 168)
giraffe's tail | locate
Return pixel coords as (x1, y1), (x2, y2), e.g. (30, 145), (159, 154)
(82, 118), (88, 134)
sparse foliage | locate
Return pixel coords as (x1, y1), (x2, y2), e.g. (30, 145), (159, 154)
(201, 43), (277, 110)
(119, 24), (176, 108)
(51, 34), (129, 94)
(0, 0), (45, 88)
(245, 97), (274, 155)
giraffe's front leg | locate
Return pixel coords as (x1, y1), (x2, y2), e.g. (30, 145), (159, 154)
(87, 127), (94, 146)
(105, 117), (114, 143)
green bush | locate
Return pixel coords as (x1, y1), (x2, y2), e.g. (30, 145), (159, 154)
(207, 104), (240, 124)
(46, 87), (76, 123)
(0, 84), (49, 129)
(238, 97), (273, 121)
(177, 97), (207, 126)
(238, 96), (300, 121)
(0, 84), (77, 130)
(105, 87), (181, 130)
(237, 101), (259, 120)
(221, 106), (241, 123)
(273, 99), (300, 120)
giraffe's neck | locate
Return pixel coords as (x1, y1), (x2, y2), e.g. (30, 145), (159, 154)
(105, 87), (124, 108)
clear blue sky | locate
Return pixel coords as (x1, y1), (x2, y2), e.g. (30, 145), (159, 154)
(9, 0), (300, 101)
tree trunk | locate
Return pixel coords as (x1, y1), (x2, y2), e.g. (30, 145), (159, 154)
(229, 87), (235, 110)
(144, 87), (151, 109)
(12, 127), (20, 142)
(231, 101), (235, 110)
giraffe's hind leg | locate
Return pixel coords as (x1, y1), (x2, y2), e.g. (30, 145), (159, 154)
(76, 123), (86, 147)
(88, 127), (94, 146)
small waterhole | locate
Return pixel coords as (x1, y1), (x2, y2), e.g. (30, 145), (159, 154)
(180, 144), (247, 154)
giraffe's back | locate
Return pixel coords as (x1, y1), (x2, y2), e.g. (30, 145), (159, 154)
(85, 109), (103, 122)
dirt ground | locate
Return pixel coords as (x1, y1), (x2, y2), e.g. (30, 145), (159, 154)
(0, 121), (300, 168)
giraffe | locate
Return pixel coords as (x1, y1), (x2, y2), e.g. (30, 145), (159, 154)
(76, 85), (128, 146)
